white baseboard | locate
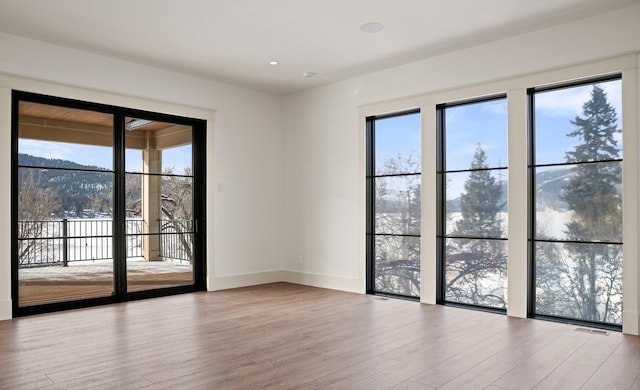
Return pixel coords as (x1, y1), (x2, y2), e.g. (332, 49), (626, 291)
(208, 270), (364, 295)
(0, 299), (12, 321)
(209, 270), (286, 291)
(280, 270), (364, 294)
(623, 310), (640, 335)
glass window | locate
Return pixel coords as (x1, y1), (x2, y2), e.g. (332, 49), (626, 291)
(16, 101), (115, 306)
(124, 117), (195, 293)
(366, 110), (421, 298)
(438, 96), (508, 310)
(530, 77), (623, 326)
(13, 93), (206, 315)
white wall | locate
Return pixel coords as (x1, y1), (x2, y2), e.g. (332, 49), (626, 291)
(1, 3), (640, 334)
(0, 32), (285, 319)
(281, 4), (640, 333)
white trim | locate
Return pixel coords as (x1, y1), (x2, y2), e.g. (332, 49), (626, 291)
(360, 53), (637, 110)
(622, 60), (640, 335)
(0, 73), (216, 321)
(506, 88), (529, 319)
(211, 271), (286, 291)
(0, 299), (11, 320)
(421, 106), (437, 304)
(211, 270), (363, 293)
(0, 86), (12, 321)
(281, 271), (362, 293)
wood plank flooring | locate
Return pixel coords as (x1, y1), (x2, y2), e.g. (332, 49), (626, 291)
(19, 272), (194, 306)
(1, 282), (639, 389)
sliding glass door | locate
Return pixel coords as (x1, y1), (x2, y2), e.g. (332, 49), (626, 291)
(124, 116), (195, 292)
(13, 92), (206, 315)
(16, 100), (116, 306)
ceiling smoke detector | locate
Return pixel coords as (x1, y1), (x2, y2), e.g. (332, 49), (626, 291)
(360, 22), (384, 33)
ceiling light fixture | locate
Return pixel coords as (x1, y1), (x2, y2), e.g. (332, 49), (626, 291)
(303, 72), (316, 78)
(269, 60), (279, 65)
(360, 22), (384, 33)
(126, 119), (153, 131)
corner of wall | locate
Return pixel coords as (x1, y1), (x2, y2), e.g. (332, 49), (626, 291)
(0, 86), (12, 320)
(281, 270), (364, 294)
(0, 300), (11, 321)
(210, 270), (286, 291)
(623, 310), (639, 335)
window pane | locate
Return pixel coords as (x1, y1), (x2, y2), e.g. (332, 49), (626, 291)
(368, 110), (421, 299)
(125, 149), (143, 173)
(532, 77), (623, 328)
(535, 163), (622, 242)
(445, 170), (507, 238)
(535, 242), (622, 325)
(445, 238), (507, 309)
(126, 234), (194, 293)
(440, 97), (508, 311)
(123, 117), (195, 292)
(375, 113), (421, 175)
(534, 79), (622, 165)
(124, 117), (193, 176)
(375, 175), (421, 235)
(374, 236), (420, 297)
(18, 101), (114, 171)
(17, 100), (115, 307)
(445, 99), (507, 171)
(163, 144), (192, 175)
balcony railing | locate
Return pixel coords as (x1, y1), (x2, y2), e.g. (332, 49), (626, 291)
(18, 218), (193, 267)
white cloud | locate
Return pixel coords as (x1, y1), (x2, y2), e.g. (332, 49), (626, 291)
(535, 80), (622, 120)
(535, 86), (590, 117)
(19, 139), (74, 160)
(482, 99), (507, 116)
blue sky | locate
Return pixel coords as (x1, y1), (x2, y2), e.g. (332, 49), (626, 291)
(19, 140), (192, 174)
(534, 79), (622, 164)
(374, 79), (622, 199)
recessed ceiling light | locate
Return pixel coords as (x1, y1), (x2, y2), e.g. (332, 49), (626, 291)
(303, 72), (316, 78)
(269, 60), (279, 65)
(360, 22), (384, 33)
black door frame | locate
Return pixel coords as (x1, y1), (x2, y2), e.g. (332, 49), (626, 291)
(11, 91), (207, 316)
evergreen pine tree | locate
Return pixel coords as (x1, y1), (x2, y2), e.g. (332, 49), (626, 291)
(455, 146), (503, 237)
(551, 84), (622, 323)
(561, 85), (622, 243)
(446, 145), (506, 308)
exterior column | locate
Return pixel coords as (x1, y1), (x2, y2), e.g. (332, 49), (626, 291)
(142, 148), (162, 261)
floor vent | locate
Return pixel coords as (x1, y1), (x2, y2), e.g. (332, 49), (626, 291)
(574, 327), (608, 335)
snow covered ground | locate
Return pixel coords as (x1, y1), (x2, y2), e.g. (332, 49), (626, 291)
(19, 259), (192, 280)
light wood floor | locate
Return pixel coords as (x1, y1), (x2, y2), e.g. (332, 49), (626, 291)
(19, 271), (194, 306)
(1, 283), (639, 389)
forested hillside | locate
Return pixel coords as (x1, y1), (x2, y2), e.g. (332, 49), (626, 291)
(18, 153), (112, 217)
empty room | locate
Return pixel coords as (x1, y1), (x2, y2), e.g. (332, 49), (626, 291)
(1, 0), (640, 388)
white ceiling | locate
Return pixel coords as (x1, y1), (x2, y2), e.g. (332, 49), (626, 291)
(0, 0), (638, 95)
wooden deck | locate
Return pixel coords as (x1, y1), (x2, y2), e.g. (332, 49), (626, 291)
(19, 271), (193, 306)
(1, 282), (640, 389)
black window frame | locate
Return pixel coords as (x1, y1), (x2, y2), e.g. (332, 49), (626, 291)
(366, 108), (421, 300)
(527, 74), (623, 330)
(436, 94), (508, 313)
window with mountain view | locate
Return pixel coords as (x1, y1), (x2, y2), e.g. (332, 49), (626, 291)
(13, 92), (206, 315)
(366, 110), (421, 297)
(530, 76), (623, 327)
(438, 96), (508, 310)
(16, 100), (116, 306)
